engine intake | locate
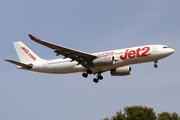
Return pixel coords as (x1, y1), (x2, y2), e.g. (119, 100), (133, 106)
(92, 56), (115, 66)
(111, 66), (131, 76)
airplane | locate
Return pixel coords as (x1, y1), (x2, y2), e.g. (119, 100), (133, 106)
(4, 34), (175, 83)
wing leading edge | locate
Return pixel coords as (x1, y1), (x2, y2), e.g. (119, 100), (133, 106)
(28, 34), (97, 68)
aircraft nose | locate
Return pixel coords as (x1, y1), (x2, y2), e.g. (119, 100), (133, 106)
(168, 48), (175, 55)
(170, 48), (175, 53)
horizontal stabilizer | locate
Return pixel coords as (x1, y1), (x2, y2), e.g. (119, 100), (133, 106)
(4, 59), (33, 69)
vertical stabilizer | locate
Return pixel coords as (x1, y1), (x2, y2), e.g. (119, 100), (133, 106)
(13, 41), (44, 63)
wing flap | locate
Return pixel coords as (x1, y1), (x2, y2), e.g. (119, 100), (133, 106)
(4, 59), (33, 69)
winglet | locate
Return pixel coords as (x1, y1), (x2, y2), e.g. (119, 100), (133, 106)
(28, 34), (37, 41)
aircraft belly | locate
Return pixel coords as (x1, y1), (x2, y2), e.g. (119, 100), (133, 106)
(53, 62), (85, 74)
(124, 56), (152, 65)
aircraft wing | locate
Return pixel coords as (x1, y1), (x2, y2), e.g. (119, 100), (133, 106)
(4, 59), (33, 69)
(28, 34), (97, 67)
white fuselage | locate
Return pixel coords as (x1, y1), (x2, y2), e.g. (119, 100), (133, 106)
(22, 45), (174, 74)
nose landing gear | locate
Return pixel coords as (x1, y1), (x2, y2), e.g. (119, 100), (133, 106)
(154, 60), (158, 68)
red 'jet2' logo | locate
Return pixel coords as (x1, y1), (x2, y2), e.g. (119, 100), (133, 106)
(21, 46), (36, 61)
(120, 46), (150, 60)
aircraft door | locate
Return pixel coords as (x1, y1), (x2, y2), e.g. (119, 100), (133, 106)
(153, 46), (157, 52)
(43, 61), (47, 68)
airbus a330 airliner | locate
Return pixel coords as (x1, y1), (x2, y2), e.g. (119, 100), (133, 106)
(5, 34), (174, 83)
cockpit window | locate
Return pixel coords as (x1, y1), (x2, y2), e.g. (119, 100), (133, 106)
(163, 46), (169, 48)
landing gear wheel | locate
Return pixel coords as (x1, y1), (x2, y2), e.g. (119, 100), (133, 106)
(93, 78), (99, 83)
(153, 60), (158, 68)
(97, 75), (103, 80)
(154, 64), (158, 68)
(87, 69), (92, 74)
(82, 73), (88, 78)
(97, 73), (103, 80)
(154, 60), (158, 64)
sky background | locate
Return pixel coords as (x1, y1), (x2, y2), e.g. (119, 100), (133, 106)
(1, 0), (180, 120)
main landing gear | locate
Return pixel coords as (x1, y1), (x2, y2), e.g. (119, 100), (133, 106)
(154, 60), (158, 68)
(93, 73), (103, 83)
(82, 70), (103, 83)
(82, 69), (92, 78)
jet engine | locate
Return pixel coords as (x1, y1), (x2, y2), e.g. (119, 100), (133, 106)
(110, 66), (131, 76)
(92, 56), (115, 66)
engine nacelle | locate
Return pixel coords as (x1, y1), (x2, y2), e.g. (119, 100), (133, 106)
(110, 66), (131, 76)
(92, 56), (115, 66)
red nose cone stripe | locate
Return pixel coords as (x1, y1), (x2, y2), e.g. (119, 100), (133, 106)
(28, 34), (37, 40)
